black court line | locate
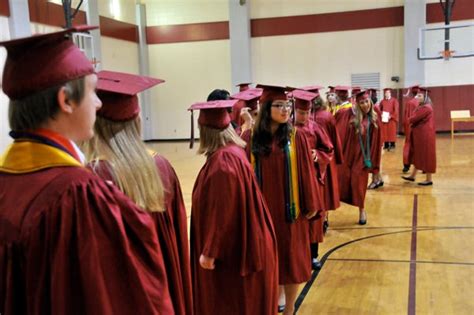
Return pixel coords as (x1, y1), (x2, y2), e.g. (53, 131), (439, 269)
(330, 225), (474, 231)
(408, 194), (418, 315)
(294, 228), (413, 312)
(294, 223), (474, 311)
(327, 257), (474, 266)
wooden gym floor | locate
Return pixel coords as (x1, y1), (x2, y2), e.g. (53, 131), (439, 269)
(147, 134), (474, 315)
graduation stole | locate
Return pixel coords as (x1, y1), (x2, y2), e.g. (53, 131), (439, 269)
(251, 128), (301, 223)
(0, 132), (82, 174)
(358, 117), (372, 169)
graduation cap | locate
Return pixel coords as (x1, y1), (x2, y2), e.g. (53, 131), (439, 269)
(292, 89), (318, 111)
(256, 84), (288, 104)
(335, 85), (351, 92)
(354, 90), (370, 103)
(418, 87), (430, 96)
(96, 70), (165, 121)
(230, 88), (262, 111)
(408, 85), (421, 94)
(236, 82), (252, 92)
(0, 25), (97, 100)
(327, 86), (336, 93)
(351, 86), (362, 95)
(299, 85), (324, 93)
(188, 99), (238, 148)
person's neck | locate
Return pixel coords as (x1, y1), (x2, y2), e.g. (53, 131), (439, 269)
(40, 120), (76, 143)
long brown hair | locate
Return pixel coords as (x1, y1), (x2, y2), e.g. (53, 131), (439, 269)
(252, 100), (293, 156)
(84, 116), (165, 212)
(197, 124), (246, 156)
(351, 99), (379, 133)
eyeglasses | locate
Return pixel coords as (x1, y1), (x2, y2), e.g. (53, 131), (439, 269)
(271, 104), (292, 111)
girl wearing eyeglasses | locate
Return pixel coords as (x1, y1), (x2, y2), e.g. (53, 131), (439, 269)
(335, 90), (382, 225)
(242, 85), (321, 315)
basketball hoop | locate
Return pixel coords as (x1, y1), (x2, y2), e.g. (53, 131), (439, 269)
(440, 49), (455, 60)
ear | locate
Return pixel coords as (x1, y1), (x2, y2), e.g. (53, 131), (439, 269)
(57, 87), (74, 114)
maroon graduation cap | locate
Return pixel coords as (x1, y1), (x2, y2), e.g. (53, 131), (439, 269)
(187, 99), (238, 148)
(355, 90), (369, 103)
(230, 88), (263, 110)
(299, 85), (324, 94)
(236, 82), (252, 92)
(256, 84), (288, 104)
(0, 25), (97, 100)
(96, 70), (165, 121)
(292, 89), (318, 111)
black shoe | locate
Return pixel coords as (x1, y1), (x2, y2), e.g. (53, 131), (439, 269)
(312, 258), (322, 270)
(418, 181), (433, 186)
(401, 176), (415, 182)
(402, 166), (410, 173)
(368, 181), (378, 189)
(376, 181), (384, 188)
(323, 220), (329, 234)
(278, 304), (285, 313)
(358, 211), (367, 225)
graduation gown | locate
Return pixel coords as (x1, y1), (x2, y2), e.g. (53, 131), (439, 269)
(335, 108), (383, 208)
(313, 108), (344, 210)
(409, 104), (437, 173)
(379, 98), (399, 142)
(0, 141), (173, 315)
(191, 144), (278, 315)
(91, 154), (193, 315)
(243, 129), (320, 284)
(403, 97), (418, 165)
(296, 120), (333, 244)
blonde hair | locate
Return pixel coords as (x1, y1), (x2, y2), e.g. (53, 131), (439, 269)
(352, 99), (379, 133)
(84, 116), (165, 212)
(197, 124), (246, 156)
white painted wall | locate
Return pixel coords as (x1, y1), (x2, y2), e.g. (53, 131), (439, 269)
(250, 0), (404, 19)
(251, 26), (404, 90)
(101, 37), (140, 74)
(145, 0), (229, 26)
(148, 40), (232, 139)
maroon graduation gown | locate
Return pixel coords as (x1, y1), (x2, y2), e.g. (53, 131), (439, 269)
(403, 97), (418, 165)
(191, 144), (278, 315)
(296, 120), (333, 243)
(0, 144), (173, 315)
(242, 129), (320, 284)
(313, 108), (344, 210)
(409, 104), (437, 173)
(335, 108), (383, 208)
(379, 98), (399, 142)
(90, 154), (193, 315)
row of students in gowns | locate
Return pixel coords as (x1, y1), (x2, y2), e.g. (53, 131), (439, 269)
(0, 25), (434, 315)
(0, 27), (176, 314)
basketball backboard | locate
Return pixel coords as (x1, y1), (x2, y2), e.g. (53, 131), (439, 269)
(71, 32), (99, 70)
(418, 23), (474, 60)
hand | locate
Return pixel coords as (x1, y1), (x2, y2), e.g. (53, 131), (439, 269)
(306, 210), (318, 219)
(199, 254), (215, 270)
(311, 149), (318, 162)
(240, 107), (254, 124)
